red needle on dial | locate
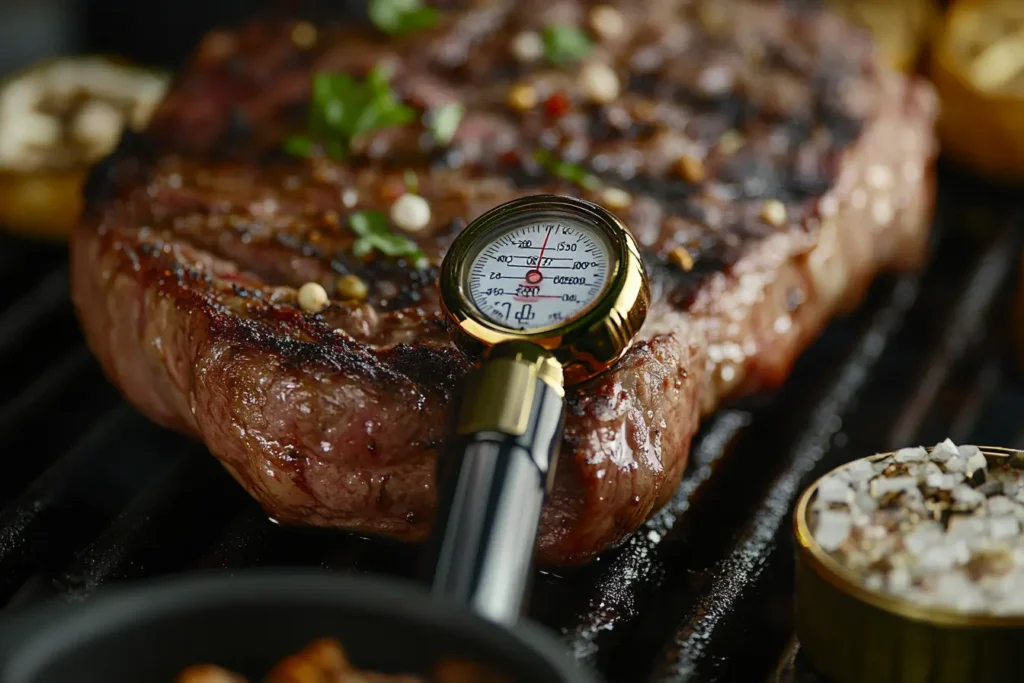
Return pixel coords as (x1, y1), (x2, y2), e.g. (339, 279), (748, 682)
(525, 227), (551, 286)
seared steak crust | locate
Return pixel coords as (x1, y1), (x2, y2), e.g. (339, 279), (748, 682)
(70, 0), (937, 564)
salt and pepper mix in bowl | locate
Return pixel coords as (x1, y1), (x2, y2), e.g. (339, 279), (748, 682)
(794, 442), (1024, 683)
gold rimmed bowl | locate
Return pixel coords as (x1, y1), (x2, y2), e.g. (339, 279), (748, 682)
(794, 446), (1024, 683)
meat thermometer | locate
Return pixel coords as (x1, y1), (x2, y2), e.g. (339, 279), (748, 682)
(424, 194), (650, 624)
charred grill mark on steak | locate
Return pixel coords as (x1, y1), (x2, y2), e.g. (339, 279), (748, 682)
(71, 0), (938, 563)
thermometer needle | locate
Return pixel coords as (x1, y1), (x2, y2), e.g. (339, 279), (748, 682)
(525, 227), (552, 286)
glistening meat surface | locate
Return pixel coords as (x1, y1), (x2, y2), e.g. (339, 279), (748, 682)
(70, 0), (938, 564)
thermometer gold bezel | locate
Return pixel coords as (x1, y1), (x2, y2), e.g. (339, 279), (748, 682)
(440, 195), (650, 385)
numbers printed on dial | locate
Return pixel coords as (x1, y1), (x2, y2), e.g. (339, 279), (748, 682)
(467, 221), (612, 331)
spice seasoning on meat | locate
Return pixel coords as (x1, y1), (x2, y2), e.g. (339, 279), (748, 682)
(580, 62), (621, 104)
(532, 149), (600, 190)
(759, 199), (788, 227)
(808, 441), (1024, 614)
(599, 187), (631, 210)
(543, 92), (572, 118)
(390, 193), (432, 232)
(508, 84), (538, 112)
(290, 22), (317, 49)
(285, 67), (415, 160)
(368, 0), (439, 35)
(348, 210), (428, 268)
(541, 24), (593, 66)
(336, 274), (369, 301)
(677, 153), (706, 184)
(297, 282), (329, 313)
(717, 129), (746, 155)
(427, 102), (464, 146)
(589, 5), (626, 41)
(511, 31), (544, 63)
(669, 246), (695, 272)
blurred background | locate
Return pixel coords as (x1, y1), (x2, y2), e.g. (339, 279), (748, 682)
(0, 0), (258, 73)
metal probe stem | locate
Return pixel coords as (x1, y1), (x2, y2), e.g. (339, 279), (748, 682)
(423, 341), (564, 625)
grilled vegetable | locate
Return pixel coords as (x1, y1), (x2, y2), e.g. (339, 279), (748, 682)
(930, 0), (1024, 181)
(0, 57), (168, 239)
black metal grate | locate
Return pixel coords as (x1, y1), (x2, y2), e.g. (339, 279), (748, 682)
(0, 163), (1021, 683)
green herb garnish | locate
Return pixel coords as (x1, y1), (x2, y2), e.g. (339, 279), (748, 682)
(286, 67), (416, 160)
(349, 210), (428, 268)
(542, 24), (593, 66)
(403, 169), (419, 194)
(369, 0), (439, 35)
(532, 149), (601, 190)
(428, 102), (464, 146)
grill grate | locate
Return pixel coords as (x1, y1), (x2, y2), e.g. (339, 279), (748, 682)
(0, 165), (1021, 683)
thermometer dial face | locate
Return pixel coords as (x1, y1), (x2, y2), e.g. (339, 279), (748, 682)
(465, 219), (614, 332)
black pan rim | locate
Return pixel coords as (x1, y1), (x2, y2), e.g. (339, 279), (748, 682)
(0, 567), (598, 683)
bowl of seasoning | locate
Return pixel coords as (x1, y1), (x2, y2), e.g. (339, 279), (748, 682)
(794, 441), (1024, 683)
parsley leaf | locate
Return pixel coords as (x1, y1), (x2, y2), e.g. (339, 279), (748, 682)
(542, 24), (592, 66)
(532, 149), (601, 190)
(286, 67), (416, 160)
(369, 0), (439, 35)
(428, 102), (464, 146)
(349, 210), (428, 268)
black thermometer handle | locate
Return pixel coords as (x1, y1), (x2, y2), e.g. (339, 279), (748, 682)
(422, 342), (564, 625)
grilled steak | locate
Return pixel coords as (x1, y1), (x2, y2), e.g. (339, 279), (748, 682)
(69, 0), (937, 564)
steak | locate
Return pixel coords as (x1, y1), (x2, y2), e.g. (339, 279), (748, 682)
(69, 0), (937, 564)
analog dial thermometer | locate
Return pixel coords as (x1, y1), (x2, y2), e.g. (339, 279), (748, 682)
(426, 195), (650, 625)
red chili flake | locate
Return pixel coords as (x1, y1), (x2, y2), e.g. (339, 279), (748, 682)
(499, 150), (520, 166)
(379, 180), (406, 202)
(544, 93), (572, 118)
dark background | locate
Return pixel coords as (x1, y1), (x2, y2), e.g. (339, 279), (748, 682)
(0, 0), (330, 75)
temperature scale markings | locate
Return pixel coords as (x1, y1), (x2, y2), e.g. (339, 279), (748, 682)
(503, 264), (576, 270)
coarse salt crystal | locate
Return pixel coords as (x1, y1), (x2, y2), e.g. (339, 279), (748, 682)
(854, 490), (878, 513)
(901, 485), (925, 505)
(814, 510), (852, 551)
(953, 485), (986, 507)
(945, 456), (966, 473)
(903, 523), (943, 555)
(948, 516), (987, 539)
(966, 451), (988, 474)
(864, 574), (884, 591)
(888, 566), (911, 592)
(817, 476), (853, 505)
(895, 447), (927, 463)
(850, 510), (872, 527)
(841, 458), (875, 483)
(935, 573), (986, 611)
(926, 472), (960, 490)
(863, 524), (887, 540)
(870, 475), (917, 498)
(931, 438), (959, 462)
(959, 444), (983, 460)
(991, 516), (1020, 540)
(988, 496), (1017, 516)
(917, 540), (969, 572)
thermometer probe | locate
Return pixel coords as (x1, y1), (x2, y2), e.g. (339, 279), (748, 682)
(424, 195), (650, 624)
